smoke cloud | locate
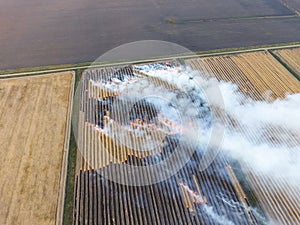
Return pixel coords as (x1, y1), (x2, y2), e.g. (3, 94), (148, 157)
(215, 81), (300, 186)
(135, 64), (300, 225)
(90, 63), (299, 224)
(203, 205), (235, 225)
(141, 65), (300, 187)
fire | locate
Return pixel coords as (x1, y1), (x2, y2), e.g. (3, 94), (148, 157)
(179, 182), (207, 205)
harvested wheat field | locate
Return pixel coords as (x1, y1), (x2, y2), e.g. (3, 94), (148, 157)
(273, 47), (300, 77)
(73, 65), (258, 225)
(187, 51), (300, 100)
(0, 72), (74, 225)
(71, 51), (300, 225)
(186, 51), (300, 225)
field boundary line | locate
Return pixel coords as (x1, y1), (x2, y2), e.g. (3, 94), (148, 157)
(1, 44), (300, 78)
(277, 0), (300, 15)
(55, 71), (76, 225)
(179, 14), (298, 24)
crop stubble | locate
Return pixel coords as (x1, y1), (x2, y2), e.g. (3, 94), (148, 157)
(0, 72), (74, 225)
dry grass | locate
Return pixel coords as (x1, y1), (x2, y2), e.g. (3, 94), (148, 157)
(273, 47), (300, 77)
(187, 51), (300, 100)
(0, 72), (74, 225)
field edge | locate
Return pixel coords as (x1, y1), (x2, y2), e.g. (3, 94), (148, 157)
(55, 71), (76, 225)
(1, 42), (300, 77)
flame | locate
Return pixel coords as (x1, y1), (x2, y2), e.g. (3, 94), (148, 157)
(179, 182), (206, 205)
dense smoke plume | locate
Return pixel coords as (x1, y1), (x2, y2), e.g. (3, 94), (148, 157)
(88, 63), (299, 224)
(137, 65), (300, 225)
(215, 81), (300, 186)
(145, 65), (300, 187)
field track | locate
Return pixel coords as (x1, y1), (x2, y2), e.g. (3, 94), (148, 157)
(0, 72), (74, 225)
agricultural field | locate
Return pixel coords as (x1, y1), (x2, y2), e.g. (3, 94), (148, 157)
(186, 51), (300, 225)
(72, 50), (300, 225)
(186, 51), (300, 100)
(273, 47), (300, 77)
(73, 66), (258, 225)
(1, 0), (300, 70)
(1, 47), (298, 225)
(0, 72), (74, 225)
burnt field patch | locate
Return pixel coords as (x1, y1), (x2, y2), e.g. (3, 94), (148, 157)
(71, 53), (300, 224)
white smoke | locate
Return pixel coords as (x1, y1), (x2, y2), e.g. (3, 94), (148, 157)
(136, 65), (300, 224)
(248, 207), (270, 225)
(142, 65), (300, 187)
(217, 81), (300, 131)
(215, 81), (300, 186)
(91, 63), (299, 224)
(203, 205), (235, 225)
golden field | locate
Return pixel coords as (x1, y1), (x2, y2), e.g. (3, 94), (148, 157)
(273, 47), (300, 77)
(0, 72), (74, 225)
